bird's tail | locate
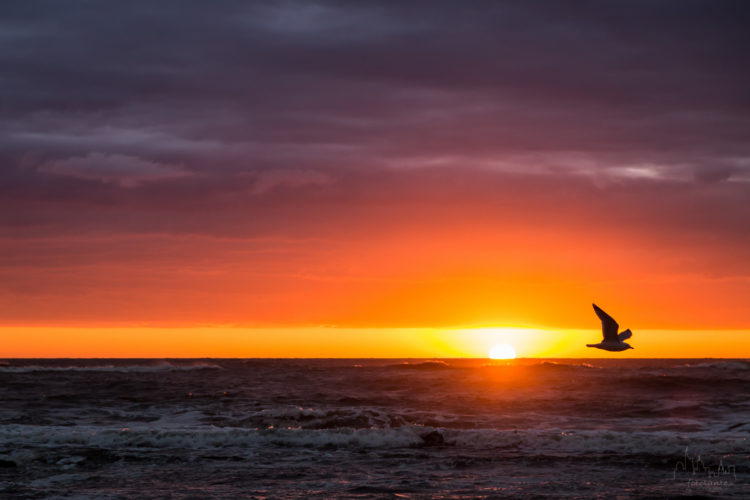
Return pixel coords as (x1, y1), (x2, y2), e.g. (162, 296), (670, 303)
(586, 344), (597, 347)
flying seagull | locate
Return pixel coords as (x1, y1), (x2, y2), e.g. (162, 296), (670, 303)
(586, 303), (634, 351)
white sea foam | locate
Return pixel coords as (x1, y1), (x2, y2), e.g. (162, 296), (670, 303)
(1, 424), (747, 461)
(253, 406), (331, 419)
(249, 406), (393, 424)
(0, 424), (424, 455)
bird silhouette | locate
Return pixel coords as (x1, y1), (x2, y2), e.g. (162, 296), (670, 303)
(586, 303), (633, 351)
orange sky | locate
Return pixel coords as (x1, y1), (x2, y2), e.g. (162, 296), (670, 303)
(2, 215), (748, 331)
(2, 212), (749, 357)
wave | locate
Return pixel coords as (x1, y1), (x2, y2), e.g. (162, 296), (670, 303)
(385, 360), (454, 370)
(477, 361), (599, 372)
(252, 406), (332, 419)
(237, 406), (400, 430)
(0, 362), (222, 373)
(0, 425), (424, 457)
(616, 374), (750, 394)
(1, 424), (747, 462)
(535, 361), (598, 370)
(676, 360), (750, 371)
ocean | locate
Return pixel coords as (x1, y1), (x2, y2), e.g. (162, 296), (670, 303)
(0, 358), (747, 499)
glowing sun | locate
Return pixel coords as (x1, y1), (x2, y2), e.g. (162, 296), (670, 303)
(489, 343), (517, 359)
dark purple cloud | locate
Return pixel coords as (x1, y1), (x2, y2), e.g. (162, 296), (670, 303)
(2, 1), (748, 182)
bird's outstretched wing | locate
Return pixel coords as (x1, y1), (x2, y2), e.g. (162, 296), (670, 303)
(592, 303), (619, 342)
(618, 329), (632, 341)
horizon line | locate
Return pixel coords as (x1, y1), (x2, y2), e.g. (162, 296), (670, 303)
(2, 356), (747, 360)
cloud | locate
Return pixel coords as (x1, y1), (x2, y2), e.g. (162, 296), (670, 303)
(692, 163), (736, 184)
(251, 168), (330, 194)
(41, 152), (188, 187)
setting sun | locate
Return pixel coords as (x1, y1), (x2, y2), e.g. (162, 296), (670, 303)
(489, 343), (517, 359)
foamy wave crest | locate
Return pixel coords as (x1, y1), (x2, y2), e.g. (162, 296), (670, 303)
(253, 406), (331, 419)
(0, 424), (424, 456)
(0, 362), (222, 373)
(2, 424), (747, 461)
(244, 406), (396, 429)
(678, 360), (750, 371)
(385, 360), (453, 370)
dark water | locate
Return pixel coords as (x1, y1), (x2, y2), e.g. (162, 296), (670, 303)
(0, 358), (748, 499)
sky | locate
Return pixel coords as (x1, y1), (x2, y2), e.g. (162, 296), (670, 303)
(2, 1), (749, 357)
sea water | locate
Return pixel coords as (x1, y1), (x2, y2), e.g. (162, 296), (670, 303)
(0, 358), (747, 498)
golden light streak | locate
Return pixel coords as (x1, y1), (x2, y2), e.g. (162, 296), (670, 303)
(1, 326), (748, 358)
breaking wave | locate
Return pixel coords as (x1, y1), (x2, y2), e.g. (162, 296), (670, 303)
(1, 424), (747, 461)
